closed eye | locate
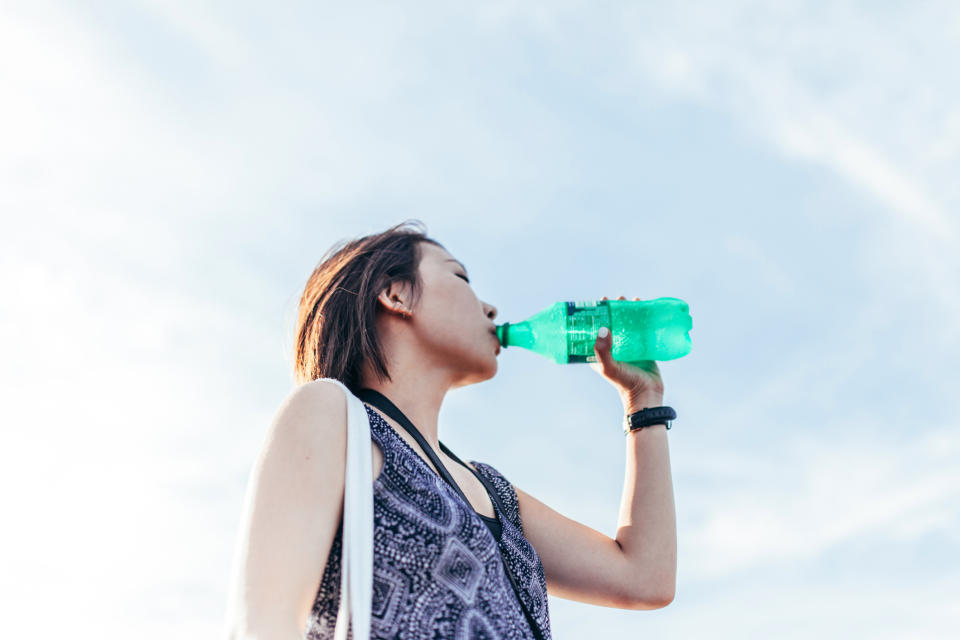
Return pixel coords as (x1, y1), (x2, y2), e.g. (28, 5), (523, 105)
(456, 273), (470, 284)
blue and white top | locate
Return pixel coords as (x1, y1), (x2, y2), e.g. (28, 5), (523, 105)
(307, 403), (552, 639)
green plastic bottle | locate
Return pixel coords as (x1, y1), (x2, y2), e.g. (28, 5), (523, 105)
(495, 297), (692, 365)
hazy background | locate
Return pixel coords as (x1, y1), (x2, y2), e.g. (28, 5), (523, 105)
(2, 1), (958, 638)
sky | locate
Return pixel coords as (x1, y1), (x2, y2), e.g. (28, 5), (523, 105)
(1, 1), (958, 638)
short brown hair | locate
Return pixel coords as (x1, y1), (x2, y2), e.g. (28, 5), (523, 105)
(292, 220), (445, 392)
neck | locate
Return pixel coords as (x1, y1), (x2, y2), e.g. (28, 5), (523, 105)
(358, 337), (456, 453)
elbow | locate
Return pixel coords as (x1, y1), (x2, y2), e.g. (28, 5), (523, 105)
(651, 589), (675, 608)
(629, 591), (674, 610)
(629, 578), (676, 610)
(629, 590), (674, 610)
(631, 557), (676, 609)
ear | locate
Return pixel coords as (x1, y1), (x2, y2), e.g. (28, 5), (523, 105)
(376, 279), (414, 318)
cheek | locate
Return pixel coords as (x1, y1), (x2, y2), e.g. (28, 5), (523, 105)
(416, 283), (479, 341)
(432, 285), (477, 319)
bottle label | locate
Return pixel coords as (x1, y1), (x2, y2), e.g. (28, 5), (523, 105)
(565, 300), (610, 363)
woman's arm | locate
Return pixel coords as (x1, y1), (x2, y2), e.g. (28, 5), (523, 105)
(514, 303), (677, 610)
(223, 380), (348, 639)
(514, 393), (676, 610)
(614, 402), (677, 604)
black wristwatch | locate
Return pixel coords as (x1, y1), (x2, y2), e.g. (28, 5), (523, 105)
(623, 406), (676, 435)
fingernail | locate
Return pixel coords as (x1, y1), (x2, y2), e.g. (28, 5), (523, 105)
(598, 327), (609, 339)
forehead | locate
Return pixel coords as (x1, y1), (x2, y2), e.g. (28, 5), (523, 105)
(420, 242), (461, 267)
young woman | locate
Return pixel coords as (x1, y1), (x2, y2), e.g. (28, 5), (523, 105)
(225, 221), (676, 639)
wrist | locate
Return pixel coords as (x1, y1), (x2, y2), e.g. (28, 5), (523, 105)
(622, 392), (664, 414)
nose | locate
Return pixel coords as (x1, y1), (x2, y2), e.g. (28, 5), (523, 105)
(484, 302), (497, 322)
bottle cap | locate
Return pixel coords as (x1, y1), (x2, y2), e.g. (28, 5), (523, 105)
(496, 323), (510, 347)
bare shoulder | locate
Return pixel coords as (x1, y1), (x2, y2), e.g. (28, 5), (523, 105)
(265, 379), (349, 449)
(285, 377), (348, 408)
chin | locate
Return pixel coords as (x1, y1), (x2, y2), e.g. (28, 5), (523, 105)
(480, 352), (498, 378)
(453, 358), (498, 388)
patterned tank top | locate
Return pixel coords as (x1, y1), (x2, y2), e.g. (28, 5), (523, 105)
(306, 403), (552, 639)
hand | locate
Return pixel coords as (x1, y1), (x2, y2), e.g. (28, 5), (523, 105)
(590, 296), (665, 409)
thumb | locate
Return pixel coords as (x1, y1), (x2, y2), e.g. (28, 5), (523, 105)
(593, 327), (617, 370)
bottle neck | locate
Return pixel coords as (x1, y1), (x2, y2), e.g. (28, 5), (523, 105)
(501, 321), (535, 349)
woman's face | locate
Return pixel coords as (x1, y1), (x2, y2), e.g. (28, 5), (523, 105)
(403, 242), (500, 387)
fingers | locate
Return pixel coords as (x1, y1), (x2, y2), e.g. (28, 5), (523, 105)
(593, 328), (621, 377)
(593, 326), (609, 349)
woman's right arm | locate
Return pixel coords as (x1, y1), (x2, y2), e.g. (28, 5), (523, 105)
(223, 379), (348, 640)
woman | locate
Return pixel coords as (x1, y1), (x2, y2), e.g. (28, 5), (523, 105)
(225, 220), (677, 639)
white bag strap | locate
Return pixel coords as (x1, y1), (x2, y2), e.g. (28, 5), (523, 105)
(317, 378), (373, 640)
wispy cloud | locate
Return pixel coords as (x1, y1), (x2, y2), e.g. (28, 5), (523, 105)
(681, 426), (960, 578)
(620, 2), (959, 242)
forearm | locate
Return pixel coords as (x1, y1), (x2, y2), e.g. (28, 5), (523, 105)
(614, 392), (677, 603)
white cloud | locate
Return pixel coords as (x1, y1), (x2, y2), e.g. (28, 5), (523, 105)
(680, 427), (960, 579)
(551, 571), (960, 639)
(617, 2), (959, 242)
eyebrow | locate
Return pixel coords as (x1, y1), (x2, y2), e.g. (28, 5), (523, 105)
(445, 258), (469, 278)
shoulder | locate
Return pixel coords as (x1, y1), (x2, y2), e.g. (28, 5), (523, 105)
(293, 377), (350, 402)
(284, 378), (350, 413)
(267, 379), (349, 448)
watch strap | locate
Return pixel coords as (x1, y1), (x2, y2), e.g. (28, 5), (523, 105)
(624, 406), (676, 435)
